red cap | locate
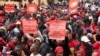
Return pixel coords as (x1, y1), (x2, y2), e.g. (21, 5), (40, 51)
(55, 46), (63, 54)
(8, 42), (15, 50)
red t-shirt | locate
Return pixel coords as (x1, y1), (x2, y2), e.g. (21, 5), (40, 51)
(90, 25), (98, 33)
(69, 39), (79, 48)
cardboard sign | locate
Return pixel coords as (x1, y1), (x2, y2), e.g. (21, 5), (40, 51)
(22, 19), (38, 34)
(26, 4), (37, 14)
(4, 4), (15, 13)
(49, 20), (66, 40)
(69, 0), (78, 14)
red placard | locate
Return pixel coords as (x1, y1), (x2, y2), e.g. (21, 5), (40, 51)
(49, 20), (66, 40)
(4, 4), (15, 13)
(22, 19), (38, 34)
(69, 0), (78, 14)
(26, 4), (37, 14)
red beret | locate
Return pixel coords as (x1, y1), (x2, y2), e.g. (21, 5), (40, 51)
(93, 42), (100, 50)
(55, 46), (63, 54)
(8, 42), (15, 50)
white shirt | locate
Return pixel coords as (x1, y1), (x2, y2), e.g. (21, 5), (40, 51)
(30, 53), (42, 56)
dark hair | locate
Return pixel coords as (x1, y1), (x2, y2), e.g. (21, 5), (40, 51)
(96, 35), (100, 41)
(22, 36), (28, 44)
(11, 51), (18, 56)
(13, 34), (22, 42)
(15, 44), (23, 50)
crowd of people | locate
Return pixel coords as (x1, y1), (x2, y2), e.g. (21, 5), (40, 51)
(0, 0), (99, 56)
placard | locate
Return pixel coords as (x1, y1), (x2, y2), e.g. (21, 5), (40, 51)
(22, 19), (38, 34)
(4, 4), (15, 13)
(69, 0), (78, 14)
(49, 20), (66, 40)
(26, 4), (37, 14)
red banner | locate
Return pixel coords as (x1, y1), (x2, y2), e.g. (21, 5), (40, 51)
(22, 19), (38, 34)
(26, 4), (37, 14)
(49, 20), (66, 40)
(69, 0), (78, 14)
(4, 4), (15, 13)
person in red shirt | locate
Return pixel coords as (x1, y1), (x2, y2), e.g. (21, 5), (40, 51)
(55, 46), (64, 56)
(90, 19), (98, 34)
(92, 41), (100, 56)
(74, 36), (93, 56)
(3, 42), (15, 56)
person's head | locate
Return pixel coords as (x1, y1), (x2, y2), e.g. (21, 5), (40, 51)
(96, 34), (100, 41)
(55, 46), (64, 56)
(5, 42), (15, 51)
(28, 0), (33, 4)
(81, 35), (90, 44)
(11, 36), (19, 45)
(87, 33), (93, 39)
(34, 37), (42, 46)
(21, 36), (28, 44)
(30, 43), (39, 53)
(76, 20), (82, 27)
(15, 45), (23, 56)
(16, 20), (21, 27)
(0, 29), (5, 37)
(27, 37), (34, 46)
